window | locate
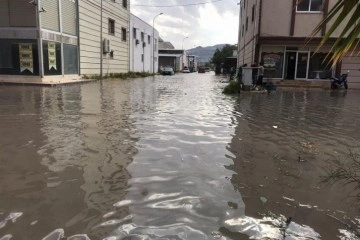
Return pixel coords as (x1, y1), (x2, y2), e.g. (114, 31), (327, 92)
(261, 52), (284, 78)
(122, 0), (127, 9)
(308, 52), (332, 79)
(251, 5), (255, 22)
(148, 35), (151, 44)
(246, 16), (248, 31)
(122, 27), (126, 41)
(297, 0), (323, 12)
(141, 32), (144, 42)
(109, 19), (115, 35)
(133, 27), (136, 39)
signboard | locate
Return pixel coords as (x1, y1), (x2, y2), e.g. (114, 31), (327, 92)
(19, 44), (33, 73)
(263, 53), (281, 68)
(48, 42), (57, 70)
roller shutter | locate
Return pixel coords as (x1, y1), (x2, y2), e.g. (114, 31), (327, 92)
(41, 0), (60, 32)
(62, 0), (77, 36)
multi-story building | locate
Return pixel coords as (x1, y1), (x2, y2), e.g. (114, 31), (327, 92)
(238, 0), (360, 88)
(0, 0), (130, 83)
(130, 14), (160, 73)
(80, 0), (130, 76)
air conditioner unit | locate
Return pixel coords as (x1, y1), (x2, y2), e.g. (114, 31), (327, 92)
(135, 39), (139, 45)
(103, 38), (110, 53)
(142, 42), (146, 47)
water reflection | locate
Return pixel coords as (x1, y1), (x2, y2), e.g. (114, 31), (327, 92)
(227, 90), (360, 239)
(0, 81), (139, 239)
(1, 77), (360, 239)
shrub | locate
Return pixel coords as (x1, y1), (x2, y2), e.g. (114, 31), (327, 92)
(223, 80), (241, 94)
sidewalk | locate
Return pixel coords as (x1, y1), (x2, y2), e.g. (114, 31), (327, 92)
(0, 75), (97, 86)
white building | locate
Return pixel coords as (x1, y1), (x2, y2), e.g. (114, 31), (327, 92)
(79, 0), (130, 76)
(0, 0), (130, 83)
(130, 14), (160, 73)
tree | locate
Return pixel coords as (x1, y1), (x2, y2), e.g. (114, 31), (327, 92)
(210, 44), (237, 74)
(311, 0), (360, 66)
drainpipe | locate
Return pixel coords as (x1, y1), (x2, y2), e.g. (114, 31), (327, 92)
(243, 0), (248, 64)
(128, 3), (130, 73)
(77, 0), (80, 76)
(59, 0), (64, 76)
(36, 0), (44, 78)
(237, 1), (241, 67)
(132, 23), (134, 72)
(251, 0), (257, 64)
(100, 0), (103, 80)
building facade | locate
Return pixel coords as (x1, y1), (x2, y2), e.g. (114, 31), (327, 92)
(79, 0), (130, 76)
(0, 0), (130, 83)
(130, 14), (160, 73)
(158, 49), (186, 72)
(238, 0), (360, 88)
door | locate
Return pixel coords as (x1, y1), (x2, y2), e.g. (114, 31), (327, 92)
(296, 52), (309, 79)
(285, 52), (296, 80)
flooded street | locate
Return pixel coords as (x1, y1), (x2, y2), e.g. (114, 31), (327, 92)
(0, 73), (359, 239)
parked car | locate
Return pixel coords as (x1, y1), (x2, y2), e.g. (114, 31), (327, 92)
(162, 67), (174, 75)
(198, 67), (205, 73)
(205, 67), (211, 72)
(182, 66), (190, 73)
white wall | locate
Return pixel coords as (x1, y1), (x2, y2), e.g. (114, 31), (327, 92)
(79, 0), (130, 75)
(130, 14), (159, 73)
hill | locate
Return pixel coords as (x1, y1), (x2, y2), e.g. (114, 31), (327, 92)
(186, 44), (228, 64)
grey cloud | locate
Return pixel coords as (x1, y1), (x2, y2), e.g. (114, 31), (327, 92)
(131, 0), (239, 48)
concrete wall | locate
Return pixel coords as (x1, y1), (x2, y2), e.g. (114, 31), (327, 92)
(260, 0), (292, 37)
(79, 0), (130, 75)
(293, 13), (323, 37)
(260, 0), (351, 38)
(238, 42), (254, 67)
(238, 0), (260, 66)
(130, 14), (159, 73)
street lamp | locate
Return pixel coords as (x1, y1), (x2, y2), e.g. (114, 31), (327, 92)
(182, 36), (188, 69)
(152, 13), (163, 74)
(182, 36), (188, 51)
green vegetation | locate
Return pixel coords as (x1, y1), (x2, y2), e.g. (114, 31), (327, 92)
(311, 0), (360, 66)
(210, 44), (237, 72)
(82, 71), (155, 80)
(223, 80), (241, 94)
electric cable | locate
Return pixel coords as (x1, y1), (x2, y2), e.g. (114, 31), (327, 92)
(131, 0), (223, 8)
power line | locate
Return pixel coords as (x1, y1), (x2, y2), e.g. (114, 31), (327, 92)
(131, 0), (223, 8)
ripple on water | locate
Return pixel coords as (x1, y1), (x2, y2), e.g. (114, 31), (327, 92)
(1, 77), (360, 239)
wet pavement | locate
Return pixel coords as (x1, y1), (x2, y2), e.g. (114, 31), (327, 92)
(0, 73), (359, 239)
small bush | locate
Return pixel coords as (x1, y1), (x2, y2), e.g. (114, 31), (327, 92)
(82, 71), (155, 81)
(223, 80), (241, 94)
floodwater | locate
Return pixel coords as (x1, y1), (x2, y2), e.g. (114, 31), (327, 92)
(0, 73), (359, 240)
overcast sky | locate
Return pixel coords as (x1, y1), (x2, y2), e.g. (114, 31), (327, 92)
(130, 0), (240, 49)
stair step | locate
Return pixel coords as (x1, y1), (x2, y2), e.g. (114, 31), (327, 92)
(277, 84), (326, 88)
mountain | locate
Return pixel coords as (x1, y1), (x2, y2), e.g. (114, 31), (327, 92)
(186, 44), (227, 64)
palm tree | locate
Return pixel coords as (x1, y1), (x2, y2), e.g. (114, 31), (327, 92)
(311, 0), (360, 66)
